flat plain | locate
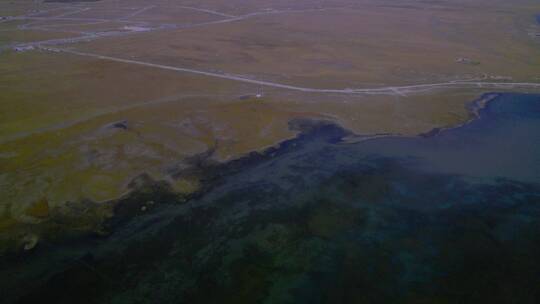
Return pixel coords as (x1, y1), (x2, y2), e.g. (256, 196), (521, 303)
(1, 0), (540, 251)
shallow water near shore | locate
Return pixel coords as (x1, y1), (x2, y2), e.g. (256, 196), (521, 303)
(2, 93), (540, 303)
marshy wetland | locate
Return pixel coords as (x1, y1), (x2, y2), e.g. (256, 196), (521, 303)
(1, 0), (540, 302)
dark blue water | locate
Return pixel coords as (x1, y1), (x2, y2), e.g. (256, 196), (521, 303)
(358, 93), (540, 183)
(2, 93), (540, 303)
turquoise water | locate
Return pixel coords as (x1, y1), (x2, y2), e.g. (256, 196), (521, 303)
(2, 93), (540, 303)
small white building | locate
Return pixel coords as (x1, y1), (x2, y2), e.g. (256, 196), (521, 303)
(13, 45), (35, 52)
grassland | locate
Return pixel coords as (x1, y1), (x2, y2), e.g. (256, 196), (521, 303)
(1, 0), (540, 252)
(78, 2), (540, 88)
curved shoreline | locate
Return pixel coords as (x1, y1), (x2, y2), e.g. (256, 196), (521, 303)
(0, 91), (516, 255)
(2, 92), (540, 303)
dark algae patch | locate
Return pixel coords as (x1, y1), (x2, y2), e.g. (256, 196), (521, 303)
(2, 93), (540, 303)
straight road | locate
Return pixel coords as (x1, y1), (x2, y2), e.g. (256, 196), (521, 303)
(43, 47), (540, 96)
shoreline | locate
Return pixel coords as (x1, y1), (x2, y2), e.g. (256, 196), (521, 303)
(2, 91), (540, 303)
(0, 91), (529, 256)
(338, 92), (501, 144)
